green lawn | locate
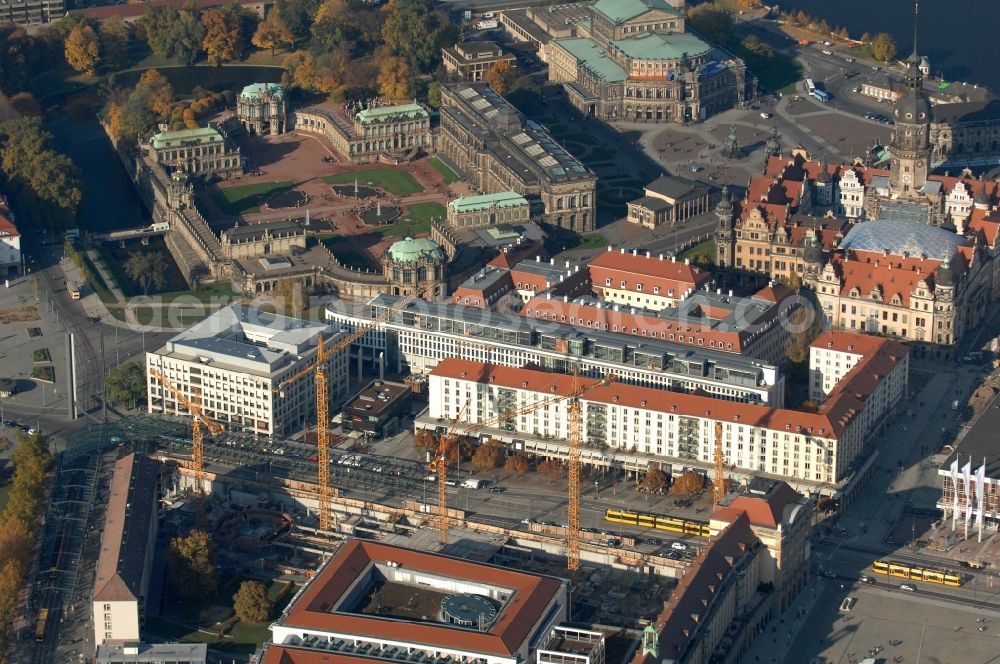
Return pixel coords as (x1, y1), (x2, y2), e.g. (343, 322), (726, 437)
(151, 282), (240, 303)
(679, 239), (717, 266)
(26, 328), (42, 339)
(374, 220), (431, 237)
(428, 157), (460, 185)
(211, 181), (294, 215)
(146, 580), (295, 655)
(31, 348), (50, 363)
(562, 232), (607, 252)
(31, 366), (55, 383)
(405, 202), (446, 224)
(95, 245), (135, 297)
(323, 168), (424, 195)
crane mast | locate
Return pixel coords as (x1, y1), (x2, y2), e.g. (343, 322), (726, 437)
(713, 421), (725, 506)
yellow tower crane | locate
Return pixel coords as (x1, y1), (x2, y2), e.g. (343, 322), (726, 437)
(274, 291), (424, 531)
(148, 366), (225, 489)
(430, 370), (615, 571)
(713, 421), (726, 506)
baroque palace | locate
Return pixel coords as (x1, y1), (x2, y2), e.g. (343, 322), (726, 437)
(715, 46), (1000, 357)
(503, 0), (750, 123)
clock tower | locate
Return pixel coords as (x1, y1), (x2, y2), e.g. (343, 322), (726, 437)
(889, 1), (932, 196)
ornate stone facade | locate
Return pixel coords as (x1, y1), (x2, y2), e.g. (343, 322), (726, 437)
(292, 101), (431, 164)
(238, 83), (288, 136)
(381, 237), (448, 298)
(545, 0), (749, 122)
(147, 125), (244, 180)
(439, 82), (596, 232)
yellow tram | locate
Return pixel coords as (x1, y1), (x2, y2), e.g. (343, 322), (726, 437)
(604, 508), (712, 537)
(872, 559), (963, 587)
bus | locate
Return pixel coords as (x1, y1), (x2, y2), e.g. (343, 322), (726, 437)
(34, 608), (48, 643)
(872, 560), (963, 587)
(811, 89), (831, 102)
(805, 78), (816, 94)
(68, 283), (81, 300)
(604, 508), (712, 538)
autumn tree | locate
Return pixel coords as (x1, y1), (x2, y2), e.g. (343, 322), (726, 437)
(669, 470), (705, 496)
(276, 0), (319, 40)
(482, 60), (514, 95)
(171, 9), (208, 64)
(471, 440), (504, 471)
(252, 8), (295, 54)
(784, 300), (823, 364)
(641, 469), (668, 494)
(99, 18), (130, 70)
(311, 0), (377, 56)
(124, 249), (171, 295)
(233, 580), (272, 623)
(686, 4), (735, 48)
(380, 0), (457, 74)
(870, 33), (898, 62)
(167, 530), (217, 601)
(202, 8), (241, 65)
(537, 459), (564, 481)
(0, 117), (83, 228)
(504, 455), (529, 476)
(64, 25), (101, 73)
(413, 429), (438, 456)
(376, 54), (413, 99)
(106, 362), (146, 408)
(136, 68), (174, 117)
(426, 80), (442, 109)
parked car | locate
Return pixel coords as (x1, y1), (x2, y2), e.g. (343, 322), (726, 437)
(671, 541), (688, 551)
(859, 576), (876, 585)
(899, 583), (916, 592)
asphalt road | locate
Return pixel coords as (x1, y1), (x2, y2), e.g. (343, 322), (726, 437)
(5, 227), (172, 446)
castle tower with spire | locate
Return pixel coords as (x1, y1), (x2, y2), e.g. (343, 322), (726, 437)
(889, 1), (932, 197)
(714, 183), (735, 268)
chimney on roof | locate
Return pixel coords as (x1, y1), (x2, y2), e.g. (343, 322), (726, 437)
(728, 290), (733, 297)
(632, 249), (638, 256)
(536, 255), (541, 262)
(685, 258), (690, 265)
(659, 253), (664, 260)
(565, 260), (570, 268)
(716, 288), (721, 295)
(607, 245), (613, 252)
(563, 295), (568, 302)
(620, 247), (625, 254)
(550, 258), (555, 265)
(646, 251), (651, 258)
(575, 265), (580, 273)
(546, 292), (551, 299)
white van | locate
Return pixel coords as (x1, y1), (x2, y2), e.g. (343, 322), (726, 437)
(462, 479), (488, 489)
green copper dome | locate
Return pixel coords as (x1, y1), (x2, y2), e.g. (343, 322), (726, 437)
(386, 237), (446, 263)
(239, 83), (285, 100)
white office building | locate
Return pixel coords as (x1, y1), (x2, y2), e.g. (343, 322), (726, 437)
(325, 295), (784, 405)
(423, 346), (907, 492)
(146, 306), (349, 438)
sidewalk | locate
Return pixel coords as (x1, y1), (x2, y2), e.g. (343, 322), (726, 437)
(741, 578), (825, 664)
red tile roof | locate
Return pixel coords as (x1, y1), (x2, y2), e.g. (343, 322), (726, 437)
(811, 331), (890, 356)
(279, 540), (564, 657)
(633, 515), (759, 663)
(260, 648), (396, 664)
(832, 250), (945, 307)
(716, 482), (803, 529)
(588, 249), (711, 296)
(520, 297), (747, 351)
(431, 359), (854, 439)
(452, 272), (515, 308)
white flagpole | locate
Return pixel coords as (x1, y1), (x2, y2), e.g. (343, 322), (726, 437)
(977, 458), (986, 543)
(951, 458), (960, 531)
(963, 458), (973, 539)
